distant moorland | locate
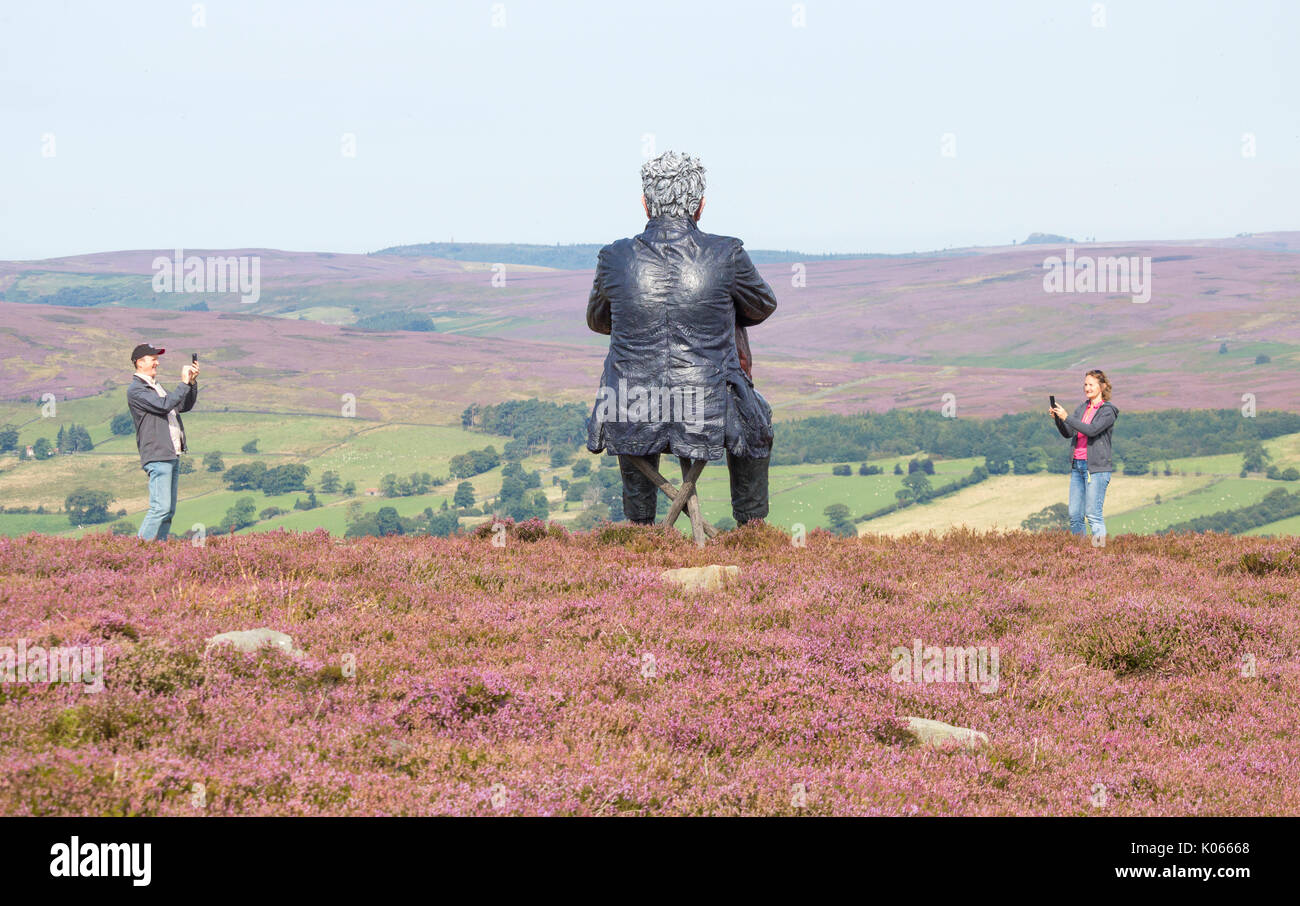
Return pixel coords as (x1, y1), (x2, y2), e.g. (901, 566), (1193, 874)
(3, 231), (1299, 537)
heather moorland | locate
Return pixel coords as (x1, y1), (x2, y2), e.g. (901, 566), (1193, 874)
(2, 524), (1296, 816)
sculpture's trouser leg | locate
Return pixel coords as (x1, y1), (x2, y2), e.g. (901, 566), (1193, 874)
(618, 453), (660, 523)
(727, 450), (770, 525)
(620, 451), (770, 526)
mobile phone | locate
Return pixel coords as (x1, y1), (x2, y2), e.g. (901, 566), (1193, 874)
(192, 352), (199, 363)
(1049, 394), (1056, 409)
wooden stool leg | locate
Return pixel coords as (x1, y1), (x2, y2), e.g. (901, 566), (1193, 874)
(664, 459), (705, 526)
(685, 482), (707, 547)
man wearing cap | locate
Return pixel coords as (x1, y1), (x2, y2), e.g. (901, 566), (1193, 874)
(127, 343), (199, 541)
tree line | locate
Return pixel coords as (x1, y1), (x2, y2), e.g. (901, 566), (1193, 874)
(770, 408), (1300, 473)
(1160, 487), (1300, 534)
(462, 400), (589, 453)
(459, 399), (1300, 475)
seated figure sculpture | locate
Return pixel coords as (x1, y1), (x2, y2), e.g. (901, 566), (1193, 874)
(585, 150), (778, 527)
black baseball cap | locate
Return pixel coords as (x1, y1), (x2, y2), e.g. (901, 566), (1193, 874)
(130, 343), (165, 364)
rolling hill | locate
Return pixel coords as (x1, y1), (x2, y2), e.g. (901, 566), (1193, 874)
(3, 231), (1300, 538)
(3, 232), (1299, 421)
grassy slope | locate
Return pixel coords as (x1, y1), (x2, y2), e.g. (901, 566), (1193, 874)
(1247, 514), (1300, 536)
(0, 391), (524, 537)
(853, 434), (1300, 537)
(4, 388), (1299, 538)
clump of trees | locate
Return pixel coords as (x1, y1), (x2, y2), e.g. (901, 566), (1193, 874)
(454, 481), (476, 509)
(381, 472), (439, 497)
(449, 446), (500, 479)
(896, 472), (933, 503)
(463, 399), (588, 452)
(1022, 503), (1070, 532)
(354, 312), (437, 332)
(823, 504), (856, 536)
(65, 488), (115, 525)
(223, 462), (311, 494)
(55, 424), (93, 453)
(344, 504), (460, 538)
(568, 464), (625, 529)
(224, 497), (259, 530)
(492, 460), (549, 523)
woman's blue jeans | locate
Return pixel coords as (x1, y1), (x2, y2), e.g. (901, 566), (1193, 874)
(1068, 457), (1111, 538)
(138, 459), (180, 541)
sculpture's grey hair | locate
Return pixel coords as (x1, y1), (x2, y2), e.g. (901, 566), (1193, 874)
(640, 151), (707, 219)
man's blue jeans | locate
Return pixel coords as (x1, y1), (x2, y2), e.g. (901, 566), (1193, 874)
(1068, 457), (1111, 538)
(138, 459), (180, 541)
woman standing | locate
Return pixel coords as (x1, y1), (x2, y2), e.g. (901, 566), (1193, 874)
(1050, 370), (1119, 540)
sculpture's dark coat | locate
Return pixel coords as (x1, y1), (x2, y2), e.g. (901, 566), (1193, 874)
(585, 214), (778, 461)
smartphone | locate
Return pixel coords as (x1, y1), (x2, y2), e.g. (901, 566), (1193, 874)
(1049, 394), (1056, 409)
(192, 352), (199, 363)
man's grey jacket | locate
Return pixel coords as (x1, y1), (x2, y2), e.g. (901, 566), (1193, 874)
(127, 375), (198, 467)
(1054, 399), (1119, 473)
(585, 214), (778, 461)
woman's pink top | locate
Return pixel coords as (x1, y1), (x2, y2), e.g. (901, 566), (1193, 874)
(1073, 400), (1102, 459)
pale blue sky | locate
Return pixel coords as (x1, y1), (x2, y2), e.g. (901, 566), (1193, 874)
(2, 0), (1296, 260)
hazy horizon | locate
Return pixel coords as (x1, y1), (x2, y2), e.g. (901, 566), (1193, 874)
(3, 0), (1297, 260)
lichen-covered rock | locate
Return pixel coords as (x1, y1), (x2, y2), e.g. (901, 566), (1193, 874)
(661, 565), (740, 593)
(904, 716), (988, 749)
(205, 628), (303, 658)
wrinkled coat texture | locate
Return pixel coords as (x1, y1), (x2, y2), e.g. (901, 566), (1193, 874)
(585, 214), (778, 461)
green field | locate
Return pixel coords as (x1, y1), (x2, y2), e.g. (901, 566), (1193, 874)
(1105, 478), (1284, 534)
(1246, 514), (1300, 537)
(4, 389), (1299, 538)
(689, 455), (983, 530)
(0, 389), (530, 538)
(1160, 431), (1300, 476)
(278, 306), (355, 325)
(0, 512), (73, 535)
